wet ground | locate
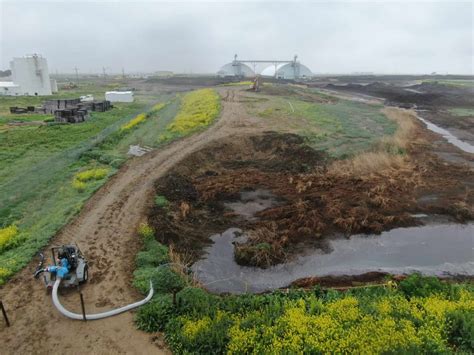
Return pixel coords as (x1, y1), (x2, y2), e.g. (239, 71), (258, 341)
(312, 80), (474, 151)
(224, 189), (280, 221)
(144, 85), (473, 293)
(192, 223), (474, 294)
(415, 113), (474, 154)
(150, 123), (473, 267)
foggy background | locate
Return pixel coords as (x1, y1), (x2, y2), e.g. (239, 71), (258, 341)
(1, 0), (473, 75)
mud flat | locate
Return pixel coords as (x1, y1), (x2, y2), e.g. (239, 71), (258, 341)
(192, 223), (474, 294)
(415, 112), (474, 154)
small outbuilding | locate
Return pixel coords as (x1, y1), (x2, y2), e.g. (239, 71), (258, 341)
(105, 91), (134, 103)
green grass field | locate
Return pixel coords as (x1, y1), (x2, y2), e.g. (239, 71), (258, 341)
(256, 90), (397, 158)
(0, 81), (178, 284)
(448, 107), (474, 117)
(423, 79), (474, 88)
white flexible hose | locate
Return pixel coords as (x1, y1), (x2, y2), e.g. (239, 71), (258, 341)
(52, 278), (154, 320)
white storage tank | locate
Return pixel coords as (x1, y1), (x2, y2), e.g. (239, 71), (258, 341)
(10, 54), (52, 95)
(105, 91), (134, 103)
(50, 79), (58, 93)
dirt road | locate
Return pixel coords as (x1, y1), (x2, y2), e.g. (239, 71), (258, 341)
(0, 88), (255, 354)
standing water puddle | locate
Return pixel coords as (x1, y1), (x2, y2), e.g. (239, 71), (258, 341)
(192, 224), (474, 294)
(224, 189), (280, 220)
(416, 113), (474, 154)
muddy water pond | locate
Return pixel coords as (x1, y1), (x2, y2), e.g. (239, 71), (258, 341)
(192, 223), (474, 294)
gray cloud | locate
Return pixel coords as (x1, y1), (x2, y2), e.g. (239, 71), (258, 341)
(1, 0), (472, 74)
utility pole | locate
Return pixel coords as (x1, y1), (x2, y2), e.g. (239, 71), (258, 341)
(74, 67), (79, 82)
(122, 67), (125, 80)
(102, 67), (107, 82)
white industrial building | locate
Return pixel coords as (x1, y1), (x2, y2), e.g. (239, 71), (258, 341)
(0, 54), (55, 96)
(105, 91), (134, 103)
(217, 62), (254, 78)
(217, 55), (313, 80)
(261, 63), (313, 80)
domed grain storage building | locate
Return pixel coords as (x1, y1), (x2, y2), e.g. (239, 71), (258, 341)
(217, 62), (254, 78)
(261, 62), (312, 80)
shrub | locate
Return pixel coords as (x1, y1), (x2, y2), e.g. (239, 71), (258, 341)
(72, 179), (86, 192)
(153, 268), (186, 295)
(136, 295), (176, 332)
(138, 222), (154, 240)
(0, 267), (12, 285)
(133, 266), (186, 297)
(72, 168), (108, 192)
(447, 309), (474, 351)
(120, 113), (147, 131)
(154, 195), (169, 208)
(166, 311), (232, 354)
(135, 239), (169, 268)
(75, 168), (108, 182)
(0, 225), (19, 252)
(177, 287), (217, 317)
(133, 267), (157, 294)
(399, 273), (448, 298)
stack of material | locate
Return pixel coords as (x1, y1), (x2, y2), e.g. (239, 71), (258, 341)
(43, 99), (81, 114)
(9, 106), (35, 114)
(127, 145), (152, 156)
(8, 97), (113, 123)
(54, 108), (88, 123)
(41, 98), (112, 123)
(78, 100), (112, 112)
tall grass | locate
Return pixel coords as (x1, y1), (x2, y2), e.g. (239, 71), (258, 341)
(328, 108), (417, 176)
(259, 95), (397, 159)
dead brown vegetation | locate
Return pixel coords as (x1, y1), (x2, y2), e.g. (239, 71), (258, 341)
(328, 107), (417, 176)
(149, 124), (473, 268)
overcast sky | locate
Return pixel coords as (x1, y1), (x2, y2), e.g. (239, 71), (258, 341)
(1, 0), (473, 75)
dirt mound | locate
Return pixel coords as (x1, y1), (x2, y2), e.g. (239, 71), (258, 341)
(157, 174), (198, 202)
(326, 81), (474, 108)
